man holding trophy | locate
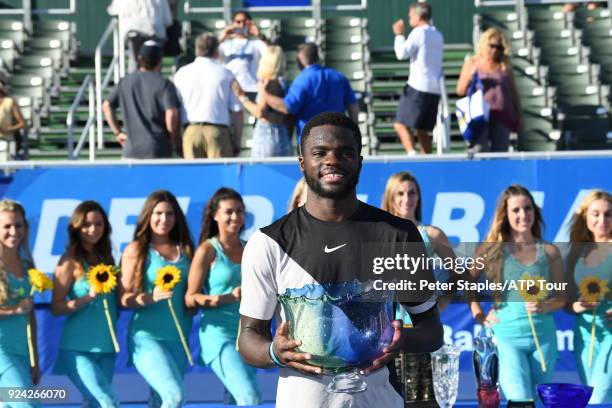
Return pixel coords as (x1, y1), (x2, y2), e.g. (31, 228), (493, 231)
(239, 112), (444, 407)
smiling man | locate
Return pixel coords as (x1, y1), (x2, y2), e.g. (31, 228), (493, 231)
(238, 112), (444, 407)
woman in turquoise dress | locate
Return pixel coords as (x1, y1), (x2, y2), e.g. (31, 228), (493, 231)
(185, 188), (261, 405)
(0, 199), (40, 408)
(119, 190), (194, 408)
(381, 172), (457, 402)
(566, 190), (611, 404)
(470, 185), (565, 402)
(51, 201), (119, 408)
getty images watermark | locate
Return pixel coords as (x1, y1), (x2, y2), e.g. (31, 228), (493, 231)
(360, 242), (609, 302)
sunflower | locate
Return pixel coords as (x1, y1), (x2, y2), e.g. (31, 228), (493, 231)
(28, 268), (54, 293)
(87, 264), (119, 294)
(154, 265), (181, 292)
(519, 272), (548, 302)
(579, 276), (609, 303)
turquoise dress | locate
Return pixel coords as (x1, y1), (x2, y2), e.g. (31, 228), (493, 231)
(199, 238), (261, 405)
(572, 252), (612, 404)
(128, 246), (192, 408)
(54, 261), (119, 408)
(493, 242), (558, 401)
(0, 264), (39, 408)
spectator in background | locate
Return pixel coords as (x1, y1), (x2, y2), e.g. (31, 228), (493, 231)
(457, 28), (521, 153)
(103, 41), (181, 159)
(392, 2), (444, 155)
(233, 45), (292, 157)
(0, 83), (27, 160)
(173, 34), (243, 159)
(185, 188), (262, 406)
(107, 0), (172, 73)
(261, 43), (359, 143)
(288, 177), (307, 212)
(219, 11), (269, 93)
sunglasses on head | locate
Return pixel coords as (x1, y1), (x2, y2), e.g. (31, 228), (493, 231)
(489, 43), (504, 50)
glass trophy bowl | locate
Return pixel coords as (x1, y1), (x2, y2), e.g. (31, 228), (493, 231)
(537, 383), (593, 408)
(278, 280), (395, 394)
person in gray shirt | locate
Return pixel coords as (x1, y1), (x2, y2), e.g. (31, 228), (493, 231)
(103, 41), (180, 159)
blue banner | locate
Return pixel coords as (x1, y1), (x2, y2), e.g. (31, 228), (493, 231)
(1, 156), (610, 374)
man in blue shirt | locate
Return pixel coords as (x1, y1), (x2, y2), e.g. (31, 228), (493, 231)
(262, 43), (359, 142)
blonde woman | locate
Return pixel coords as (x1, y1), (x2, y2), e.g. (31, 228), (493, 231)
(233, 45), (292, 157)
(0, 200), (40, 407)
(566, 190), (611, 404)
(470, 185), (564, 401)
(288, 177), (307, 212)
(456, 28), (521, 152)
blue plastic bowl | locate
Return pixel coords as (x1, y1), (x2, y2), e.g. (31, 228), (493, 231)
(537, 383), (593, 408)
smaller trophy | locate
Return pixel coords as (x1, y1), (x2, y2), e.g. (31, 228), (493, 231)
(473, 327), (500, 408)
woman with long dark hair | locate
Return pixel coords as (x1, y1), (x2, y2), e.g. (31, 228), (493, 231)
(0, 199), (39, 407)
(470, 185), (564, 401)
(566, 190), (611, 404)
(52, 201), (119, 407)
(119, 190), (194, 408)
(185, 187), (261, 405)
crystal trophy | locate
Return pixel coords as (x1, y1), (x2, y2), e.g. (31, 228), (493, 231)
(431, 344), (460, 408)
(278, 280), (395, 393)
(473, 327), (500, 408)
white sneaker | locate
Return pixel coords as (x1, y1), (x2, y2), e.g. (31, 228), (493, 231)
(406, 150), (417, 156)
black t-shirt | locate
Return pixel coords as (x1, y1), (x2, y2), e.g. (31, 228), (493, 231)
(107, 71), (179, 159)
(241, 201), (435, 321)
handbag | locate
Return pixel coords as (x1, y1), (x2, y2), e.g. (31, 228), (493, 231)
(455, 72), (490, 143)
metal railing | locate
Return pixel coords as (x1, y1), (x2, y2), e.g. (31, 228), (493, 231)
(95, 19), (121, 152)
(66, 75), (95, 160)
(183, 0), (368, 21)
(435, 75), (452, 155)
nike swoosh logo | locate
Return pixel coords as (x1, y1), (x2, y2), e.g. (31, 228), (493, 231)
(324, 243), (347, 253)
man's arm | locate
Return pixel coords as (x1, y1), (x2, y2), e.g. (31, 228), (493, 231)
(102, 100), (127, 146)
(263, 91), (290, 114)
(164, 107), (181, 156)
(239, 316), (274, 367)
(230, 110), (243, 156)
(402, 305), (444, 352)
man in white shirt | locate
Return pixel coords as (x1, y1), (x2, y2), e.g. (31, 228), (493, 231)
(392, 2), (444, 155)
(107, 0), (172, 73)
(173, 33), (243, 158)
(218, 11), (269, 93)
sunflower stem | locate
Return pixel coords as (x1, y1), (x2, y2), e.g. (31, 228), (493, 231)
(167, 298), (193, 366)
(103, 298), (120, 353)
(527, 310), (546, 372)
(588, 305), (597, 368)
(26, 321), (35, 367)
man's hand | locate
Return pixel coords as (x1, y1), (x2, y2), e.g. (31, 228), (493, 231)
(392, 19), (405, 36)
(116, 132), (127, 146)
(362, 319), (403, 374)
(273, 322), (322, 375)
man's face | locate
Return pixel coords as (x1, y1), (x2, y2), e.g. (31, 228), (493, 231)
(299, 125), (362, 200)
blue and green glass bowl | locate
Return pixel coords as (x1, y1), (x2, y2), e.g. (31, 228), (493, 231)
(278, 280), (394, 370)
(537, 383), (593, 408)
